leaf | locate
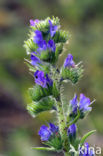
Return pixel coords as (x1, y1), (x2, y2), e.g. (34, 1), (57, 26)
(24, 38), (38, 53)
(27, 96), (56, 117)
(80, 130), (96, 146)
(32, 147), (56, 151)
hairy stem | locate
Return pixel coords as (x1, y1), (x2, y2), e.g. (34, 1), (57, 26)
(56, 101), (69, 152)
(53, 67), (69, 153)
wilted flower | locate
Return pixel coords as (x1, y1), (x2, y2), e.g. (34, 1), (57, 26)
(49, 20), (58, 37)
(38, 123), (59, 141)
(64, 54), (75, 68)
(34, 70), (53, 88)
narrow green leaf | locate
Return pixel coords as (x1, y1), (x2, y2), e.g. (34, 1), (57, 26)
(32, 147), (56, 151)
(80, 130), (96, 146)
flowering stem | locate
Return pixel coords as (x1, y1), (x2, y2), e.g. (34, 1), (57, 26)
(56, 100), (65, 136)
(52, 66), (70, 153)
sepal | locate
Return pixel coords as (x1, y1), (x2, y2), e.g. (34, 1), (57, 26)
(44, 135), (62, 151)
(39, 49), (56, 64)
(53, 30), (69, 43)
(79, 108), (92, 119)
(61, 65), (83, 84)
(24, 38), (38, 54)
(27, 96), (56, 117)
(28, 85), (52, 101)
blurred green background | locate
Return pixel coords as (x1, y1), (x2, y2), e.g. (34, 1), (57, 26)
(0, 0), (103, 155)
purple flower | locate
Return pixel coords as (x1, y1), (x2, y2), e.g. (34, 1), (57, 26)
(31, 54), (41, 66)
(79, 94), (92, 112)
(38, 123), (59, 141)
(34, 70), (47, 88)
(70, 94), (78, 114)
(38, 125), (52, 141)
(37, 40), (47, 52)
(64, 54), (75, 68)
(33, 28), (56, 55)
(49, 123), (58, 133)
(69, 94), (92, 117)
(37, 39), (56, 53)
(30, 19), (39, 26)
(48, 40), (56, 52)
(33, 30), (48, 53)
(34, 70), (53, 88)
(33, 30), (43, 45)
(49, 20), (58, 37)
(68, 124), (77, 138)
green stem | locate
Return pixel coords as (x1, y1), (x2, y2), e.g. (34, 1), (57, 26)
(56, 100), (69, 152)
(53, 67), (69, 153)
(56, 101), (66, 136)
(67, 110), (80, 128)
